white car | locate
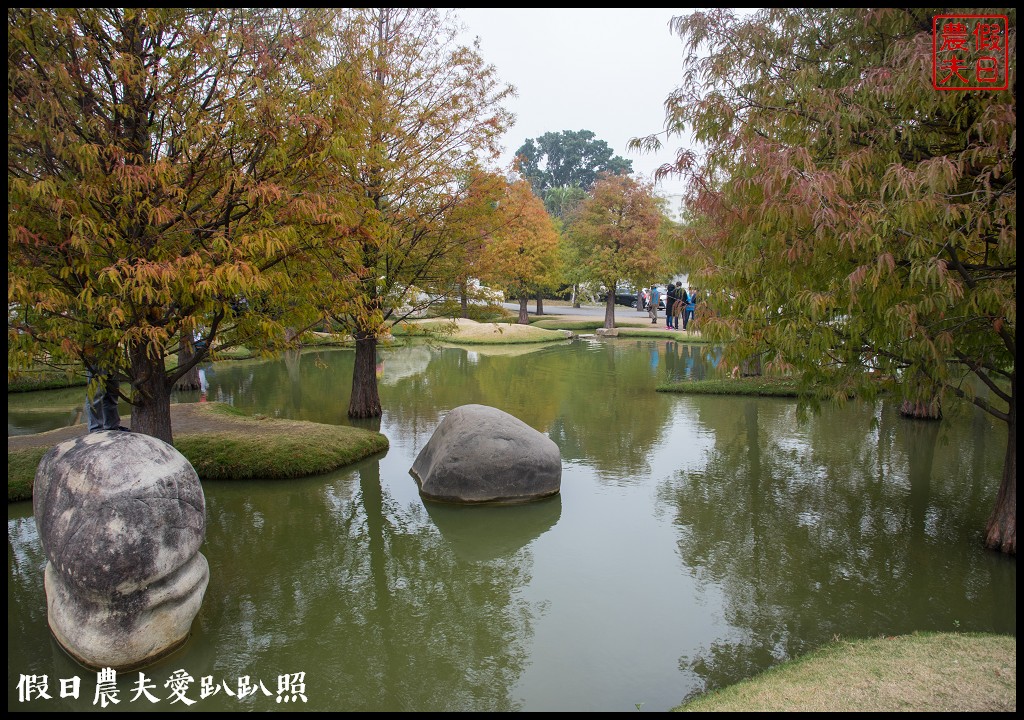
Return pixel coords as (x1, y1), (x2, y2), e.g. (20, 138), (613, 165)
(467, 279), (504, 304)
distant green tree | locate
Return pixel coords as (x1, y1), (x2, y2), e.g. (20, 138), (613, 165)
(543, 184), (588, 223)
(543, 184), (588, 307)
(514, 130), (633, 195)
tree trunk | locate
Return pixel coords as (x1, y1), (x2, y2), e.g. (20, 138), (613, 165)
(518, 297), (530, 324)
(572, 283), (580, 309)
(740, 353), (763, 377)
(348, 331), (382, 418)
(983, 401), (1016, 555)
(899, 398), (942, 420)
(128, 343), (174, 444)
(174, 334), (201, 391)
(536, 291), (544, 316)
(460, 279), (469, 319)
(604, 292), (616, 329)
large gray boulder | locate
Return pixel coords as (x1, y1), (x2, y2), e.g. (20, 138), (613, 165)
(410, 404), (561, 504)
(33, 430), (209, 670)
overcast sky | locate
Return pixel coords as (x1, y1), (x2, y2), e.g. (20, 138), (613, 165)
(452, 8), (694, 208)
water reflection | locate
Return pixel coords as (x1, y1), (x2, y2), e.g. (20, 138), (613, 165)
(8, 338), (1016, 712)
(424, 495), (562, 562)
(660, 395), (1016, 702)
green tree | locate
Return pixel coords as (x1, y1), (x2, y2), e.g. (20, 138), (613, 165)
(544, 184), (589, 307)
(567, 174), (665, 329)
(632, 9), (1016, 553)
(543, 184), (587, 223)
(515, 129), (633, 195)
(307, 8), (514, 419)
(8, 8), (338, 443)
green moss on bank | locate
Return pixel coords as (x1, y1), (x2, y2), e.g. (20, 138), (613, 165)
(8, 447), (49, 502)
(8, 404), (389, 501)
(658, 376), (800, 396)
(174, 421), (388, 481)
(8, 367), (87, 393)
(675, 632), (1015, 712)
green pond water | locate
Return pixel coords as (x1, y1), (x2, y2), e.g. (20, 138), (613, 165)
(7, 338), (1016, 711)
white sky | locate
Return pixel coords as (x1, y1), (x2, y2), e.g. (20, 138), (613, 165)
(452, 8), (694, 210)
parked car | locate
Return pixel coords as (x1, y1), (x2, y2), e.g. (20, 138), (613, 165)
(598, 284), (639, 308)
(467, 278), (504, 304)
(633, 285), (666, 310)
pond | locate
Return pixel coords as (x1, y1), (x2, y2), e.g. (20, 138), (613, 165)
(7, 337), (1017, 712)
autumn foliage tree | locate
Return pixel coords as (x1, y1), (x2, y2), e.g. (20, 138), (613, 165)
(8, 8), (338, 442)
(543, 184), (589, 307)
(434, 170), (515, 320)
(306, 8), (514, 419)
(567, 174), (665, 329)
(478, 179), (561, 324)
(632, 9), (1016, 553)
(515, 130), (635, 311)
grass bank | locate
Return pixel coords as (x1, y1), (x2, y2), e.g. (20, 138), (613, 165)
(675, 632), (1015, 712)
(7, 402), (389, 502)
(393, 317), (571, 344)
(8, 365), (87, 393)
(657, 376), (800, 396)
(8, 345), (261, 394)
(8, 447), (47, 502)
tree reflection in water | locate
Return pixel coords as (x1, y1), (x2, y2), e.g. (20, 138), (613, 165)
(6, 339), (1014, 712)
(188, 459), (538, 711)
(661, 396), (1014, 702)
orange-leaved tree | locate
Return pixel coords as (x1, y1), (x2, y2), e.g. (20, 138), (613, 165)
(8, 8), (345, 443)
(306, 8), (515, 419)
(479, 179), (561, 325)
(567, 174), (666, 329)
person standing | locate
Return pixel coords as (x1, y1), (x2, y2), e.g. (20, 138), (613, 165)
(84, 366), (128, 432)
(665, 281), (677, 329)
(671, 281), (685, 330)
(684, 288), (697, 331)
(648, 284), (660, 324)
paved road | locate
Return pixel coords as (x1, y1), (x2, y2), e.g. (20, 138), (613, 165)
(502, 302), (651, 319)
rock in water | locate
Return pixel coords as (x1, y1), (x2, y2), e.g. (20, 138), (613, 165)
(410, 404), (562, 504)
(33, 430), (209, 670)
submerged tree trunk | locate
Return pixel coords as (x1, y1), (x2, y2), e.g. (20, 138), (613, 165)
(518, 297), (530, 325)
(349, 331), (382, 418)
(984, 403), (1016, 555)
(536, 291), (544, 316)
(128, 343), (173, 444)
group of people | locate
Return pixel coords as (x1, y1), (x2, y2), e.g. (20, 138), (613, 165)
(641, 282), (697, 330)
